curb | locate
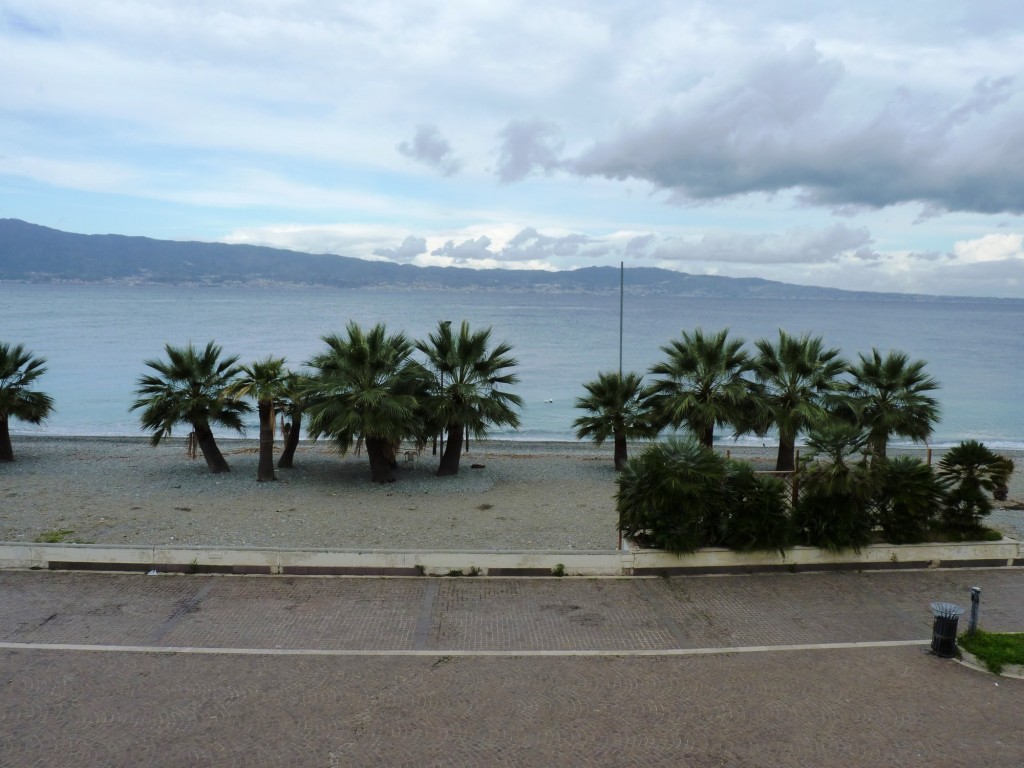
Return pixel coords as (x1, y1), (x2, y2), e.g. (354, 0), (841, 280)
(956, 647), (1024, 680)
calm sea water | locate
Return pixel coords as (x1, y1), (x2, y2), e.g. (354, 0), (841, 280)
(3, 283), (1022, 449)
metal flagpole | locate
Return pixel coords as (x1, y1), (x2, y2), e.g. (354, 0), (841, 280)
(619, 261), (624, 377)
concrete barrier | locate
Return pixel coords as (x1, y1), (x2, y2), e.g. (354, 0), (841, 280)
(0, 537), (1018, 577)
(625, 538), (1021, 575)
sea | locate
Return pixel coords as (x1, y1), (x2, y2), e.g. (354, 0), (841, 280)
(2, 283), (1023, 450)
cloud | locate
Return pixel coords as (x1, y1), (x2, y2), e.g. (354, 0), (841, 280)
(2, 9), (58, 37)
(396, 124), (462, 176)
(952, 233), (1024, 263)
(495, 120), (564, 183)
(502, 227), (606, 261)
(649, 224), (874, 265)
(568, 41), (1024, 215)
(373, 235), (428, 263)
(431, 236), (496, 264)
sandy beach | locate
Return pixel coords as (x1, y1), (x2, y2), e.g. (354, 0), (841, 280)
(2, 436), (1022, 550)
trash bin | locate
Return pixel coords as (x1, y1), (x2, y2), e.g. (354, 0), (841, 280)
(930, 602), (964, 658)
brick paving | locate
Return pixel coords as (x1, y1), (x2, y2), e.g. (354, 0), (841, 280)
(1, 568), (1023, 767)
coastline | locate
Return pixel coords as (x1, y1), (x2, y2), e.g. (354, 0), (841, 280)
(2, 436), (1022, 551)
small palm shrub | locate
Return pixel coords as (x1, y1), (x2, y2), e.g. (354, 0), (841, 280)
(721, 461), (792, 554)
(938, 440), (1014, 535)
(616, 438), (728, 554)
(791, 424), (876, 553)
(873, 456), (945, 543)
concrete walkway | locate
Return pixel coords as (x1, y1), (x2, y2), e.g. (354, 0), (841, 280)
(2, 568), (1023, 767)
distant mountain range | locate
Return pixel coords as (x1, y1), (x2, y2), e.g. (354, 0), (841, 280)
(0, 218), (991, 302)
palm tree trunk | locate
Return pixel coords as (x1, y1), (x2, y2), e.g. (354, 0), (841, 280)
(700, 425), (714, 448)
(256, 400), (276, 482)
(0, 415), (13, 462)
(437, 423), (464, 476)
(775, 433), (796, 472)
(278, 410), (301, 468)
(871, 437), (887, 461)
(365, 436), (396, 483)
(193, 423), (231, 473)
(613, 434), (628, 471)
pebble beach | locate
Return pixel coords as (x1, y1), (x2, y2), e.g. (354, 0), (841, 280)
(2, 436), (1022, 550)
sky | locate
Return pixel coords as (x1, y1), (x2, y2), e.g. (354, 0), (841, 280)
(2, 1), (1024, 298)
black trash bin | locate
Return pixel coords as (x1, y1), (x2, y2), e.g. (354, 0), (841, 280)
(930, 602), (964, 657)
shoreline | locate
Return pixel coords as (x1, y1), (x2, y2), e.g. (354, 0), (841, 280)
(2, 436), (1022, 551)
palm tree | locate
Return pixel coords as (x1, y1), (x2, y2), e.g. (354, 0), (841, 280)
(846, 349), (940, 459)
(130, 341), (250, 474)
(616, 438), (728, 553)
(229, 356), (289, 482)
(415, 320), (523, 476)
(753, 331), (847, 471)
(645, 328), (753, 448)
(938, 440), (1014, 534)
(573, 371), (657, 470)
(791, 423), (875, 552)
(306, 322), (427, 483)
(0, 343), (55, 462)
(276, 370), (312, 470)
(874, 456), (945, 544)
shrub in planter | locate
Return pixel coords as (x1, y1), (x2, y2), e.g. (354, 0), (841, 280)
(616, 438), (728, 554)
(721, 461), (792, 554)
(791, 424), (876, 553)
(873, 456), (945, 544)
(938, 440), (1014, 535)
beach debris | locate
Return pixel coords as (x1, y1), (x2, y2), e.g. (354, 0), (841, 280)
(471, 463), (485, 469)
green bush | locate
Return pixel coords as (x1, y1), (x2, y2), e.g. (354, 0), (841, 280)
(938, 440), (1013, 535)
(721, 461), (792, 554)
(616, 438), (728, 554)
(791, 424), (875, 553)
(873, 456), (945, 543)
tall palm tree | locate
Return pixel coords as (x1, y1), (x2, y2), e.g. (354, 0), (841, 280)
(846, 349), (940, 459)
(415, 320), (523, 476)
(573, 371), (657, 470)
(645, 328), (753, 448)
(228, 356), (289, 482)
(306, 322), (427, 483)
(753, 330), (847, 471)
(131, 341), (250, 474)
(0, 342), (55, 462)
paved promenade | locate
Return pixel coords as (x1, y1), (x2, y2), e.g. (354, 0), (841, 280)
(2, 568), (1023, 767)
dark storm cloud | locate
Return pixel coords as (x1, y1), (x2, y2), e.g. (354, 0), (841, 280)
(397, 124), (463, 176)
(566, 42), (1024, 215)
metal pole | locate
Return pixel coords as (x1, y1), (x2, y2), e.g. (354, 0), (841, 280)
(619, 261), (624, 377)
(969, 587), (981, 635)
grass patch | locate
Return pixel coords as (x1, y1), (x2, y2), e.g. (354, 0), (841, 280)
(959, 630), (1024, 675)
(34, 528), (77, 543)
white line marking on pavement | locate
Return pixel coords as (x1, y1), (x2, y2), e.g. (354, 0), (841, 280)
(0, 639), (930, 657)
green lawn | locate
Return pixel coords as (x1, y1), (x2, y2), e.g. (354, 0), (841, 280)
(959, 630), (1024, 674)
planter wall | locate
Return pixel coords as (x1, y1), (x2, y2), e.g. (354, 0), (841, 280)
(623, 538), (1021, 575)
(0, 537), (1018, 577)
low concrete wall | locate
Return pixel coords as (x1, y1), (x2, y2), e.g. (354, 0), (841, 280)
(0, 538), (1018, 577)
(625, 538), (1021, 575)
(0, 542), (624, 577)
